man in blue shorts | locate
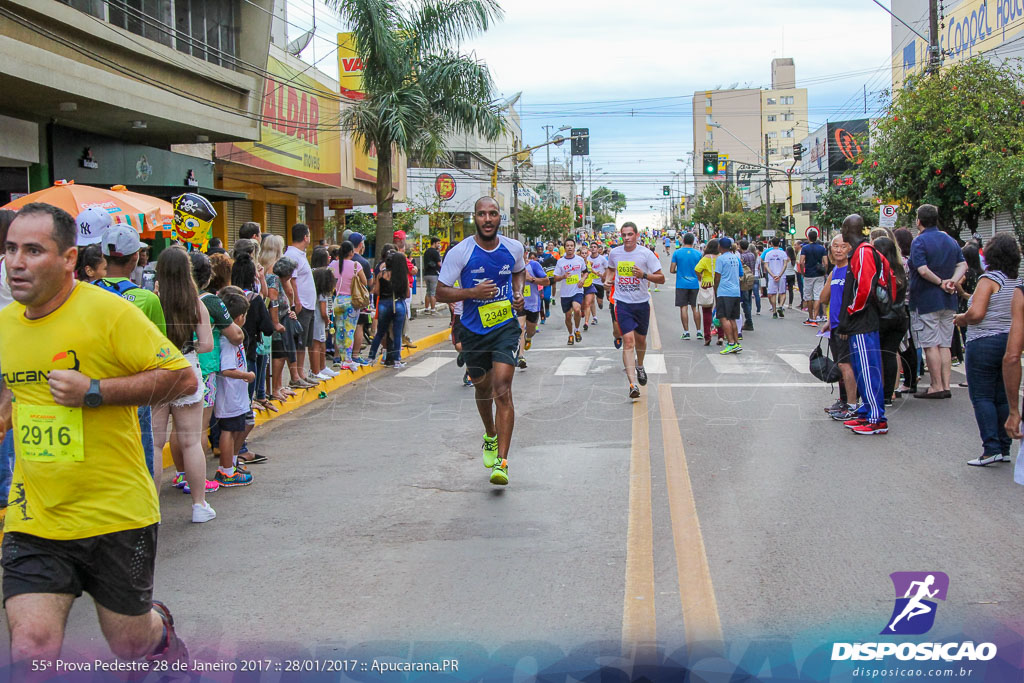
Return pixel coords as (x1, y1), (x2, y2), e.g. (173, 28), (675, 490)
(604, 222), (665, 399)
(437, 197), (526, 485)
(551, 238), (588, 345)
(516, 251), (549, 368)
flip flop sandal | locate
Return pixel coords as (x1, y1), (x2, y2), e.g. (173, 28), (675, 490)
(237, 453), (268, 465)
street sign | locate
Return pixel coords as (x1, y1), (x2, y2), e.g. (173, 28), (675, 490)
(880, 204), (898, 228)
(762, 229), (776, 237)
(328, 198), (353, 210)
(806, 225), (818, 239)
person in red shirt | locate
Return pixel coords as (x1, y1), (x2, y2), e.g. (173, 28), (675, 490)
(836, 214), (894, 435)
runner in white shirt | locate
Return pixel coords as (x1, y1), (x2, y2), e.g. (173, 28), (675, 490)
(550, 239), (589, 346)
(603, 222), (665, 399)
(586, 243), (609, 326)
(762, 236), (789, 318)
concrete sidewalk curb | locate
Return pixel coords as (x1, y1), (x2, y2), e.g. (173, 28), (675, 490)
(160, 327), (452, 470)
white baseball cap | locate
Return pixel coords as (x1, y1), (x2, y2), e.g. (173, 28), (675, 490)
(76, 207), (113, 246)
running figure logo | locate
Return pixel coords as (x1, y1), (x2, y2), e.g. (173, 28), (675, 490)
(881, 571), (949, 635)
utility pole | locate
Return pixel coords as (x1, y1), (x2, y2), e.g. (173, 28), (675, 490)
(764, 133), (772, 236)
(928, 0), (941, 74)
(543, 125), (553, 205)
(512, 163), (520, 241)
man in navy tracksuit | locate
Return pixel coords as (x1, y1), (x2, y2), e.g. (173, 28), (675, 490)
(837, 214), (894, 435)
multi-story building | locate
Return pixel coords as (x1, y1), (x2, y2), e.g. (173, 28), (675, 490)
(0, 0), (275, 207)
(890, 0), (1024, 238)
(691, 58), (809, 218)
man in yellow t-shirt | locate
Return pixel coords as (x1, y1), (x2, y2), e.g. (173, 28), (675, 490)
(0, 203), (197, 672)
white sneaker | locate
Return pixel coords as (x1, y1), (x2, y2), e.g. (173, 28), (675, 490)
(192, 502), (216, 523)
(391, 361), (408, 369)
(323, 368), (340, 378)
(998, 453), (1013, 462)
(967, 454), (1000, 466)
(315, 372), (332, 381)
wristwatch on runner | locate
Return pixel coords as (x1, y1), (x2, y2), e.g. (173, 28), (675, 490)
(84, 379), (103, 408)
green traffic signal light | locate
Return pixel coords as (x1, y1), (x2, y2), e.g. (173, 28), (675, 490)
(702, 151), (718, 176)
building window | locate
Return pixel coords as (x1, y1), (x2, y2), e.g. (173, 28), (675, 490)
(706, 97), (712, 107)
(769, 147), (778, 155)
(782, 129), (794, 138)
(766, 114), (776, 122)
(767, 131), (778, 139)
(782, 112), (794, 121)
(706, 114), (713, 124)
(706, 131), (713, 142)
(766, 97), (777, 105)
(453, 152), (471, 169)
(781, 96), (795, 105)
(61, 0), (239, 67)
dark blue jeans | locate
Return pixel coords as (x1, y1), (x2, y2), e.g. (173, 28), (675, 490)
(740, 289), (753, 323)
(0, 429), (13, 504)
(966, 333), (1012, 456)
(369, 298), (407, 363)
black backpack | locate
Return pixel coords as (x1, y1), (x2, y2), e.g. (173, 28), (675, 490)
(809, 338), (842, 384)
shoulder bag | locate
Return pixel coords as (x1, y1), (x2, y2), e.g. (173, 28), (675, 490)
(349, 260), (370, 310)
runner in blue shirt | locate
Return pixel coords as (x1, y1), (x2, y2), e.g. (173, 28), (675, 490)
(515, 251), (550, 369)
(670, 233), (702, 340)
(437, 197), (526, 486)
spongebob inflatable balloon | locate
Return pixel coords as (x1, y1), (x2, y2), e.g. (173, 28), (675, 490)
(172, 193), (216, 250)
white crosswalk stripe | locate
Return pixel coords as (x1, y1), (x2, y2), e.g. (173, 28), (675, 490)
(776, 353), (812, 375)
(642, 354), (667, 374)
(398, 356), (455, 377)
(555, 356), (594, 376)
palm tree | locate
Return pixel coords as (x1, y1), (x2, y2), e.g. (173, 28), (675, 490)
(326, 0), (506, 253)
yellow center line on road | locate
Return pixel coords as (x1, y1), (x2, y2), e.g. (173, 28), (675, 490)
(622, 394), (656, 655)
(648, 298), (661, 350)
(657, 383), (724, 651)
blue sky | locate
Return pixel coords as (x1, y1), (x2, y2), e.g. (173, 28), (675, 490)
(288, 0), (897, 228)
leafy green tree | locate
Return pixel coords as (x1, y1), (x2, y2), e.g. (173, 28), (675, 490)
(326, 0), (506, 252)
(589, 186), (627, 220)
(516, 204), (571, 241)
(859, 57), (1024, 237)
(815, 178), (878, 235)
(691, 183), (744, 230)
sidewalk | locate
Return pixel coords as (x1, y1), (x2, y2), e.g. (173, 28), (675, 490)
(159, 307), (454, 470)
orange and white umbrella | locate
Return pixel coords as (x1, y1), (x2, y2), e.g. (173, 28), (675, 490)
(2, 180), (173, 238)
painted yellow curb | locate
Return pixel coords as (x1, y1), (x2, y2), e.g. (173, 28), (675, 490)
(160, 327), (452, 470)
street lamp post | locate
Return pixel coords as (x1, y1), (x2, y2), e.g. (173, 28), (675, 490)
(542, 125), (570, 206)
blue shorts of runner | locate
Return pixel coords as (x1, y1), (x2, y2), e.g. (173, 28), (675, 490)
(615, 300), (651, 336)
(460, 320), (522, 379)
(584, 284), (598, 295)
(560, 293), (584, 313)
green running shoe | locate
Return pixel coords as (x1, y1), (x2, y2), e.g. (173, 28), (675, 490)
(489, 458), (508, 486)
(482, 434), (499, 468)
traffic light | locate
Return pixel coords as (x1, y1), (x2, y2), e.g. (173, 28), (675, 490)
(702, 151), (718, 175)
(793, 143), (803, 161)
(788, 216), (796, 235)
(680, 198), (686, 211)
(662, 185), (670, 196)
(571, 128), (589, 156)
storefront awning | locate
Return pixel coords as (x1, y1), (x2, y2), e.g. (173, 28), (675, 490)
(121, 185), (248, 202)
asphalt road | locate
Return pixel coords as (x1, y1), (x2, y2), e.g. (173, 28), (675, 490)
(19, 251), (1024, 674)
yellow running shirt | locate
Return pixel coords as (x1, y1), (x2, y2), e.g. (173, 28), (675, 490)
(0, 283), (190, 540)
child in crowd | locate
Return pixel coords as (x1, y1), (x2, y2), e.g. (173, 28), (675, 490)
(215, 286), (255, 487)
(311, 267), (338, 381)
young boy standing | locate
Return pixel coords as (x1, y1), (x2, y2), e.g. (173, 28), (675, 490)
(215, 287), (255, 487)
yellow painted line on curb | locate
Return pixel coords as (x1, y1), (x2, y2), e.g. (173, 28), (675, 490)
(622, 394), (656, 654)
(161, 327), (452, 469)
(657, 383), (723, 650)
